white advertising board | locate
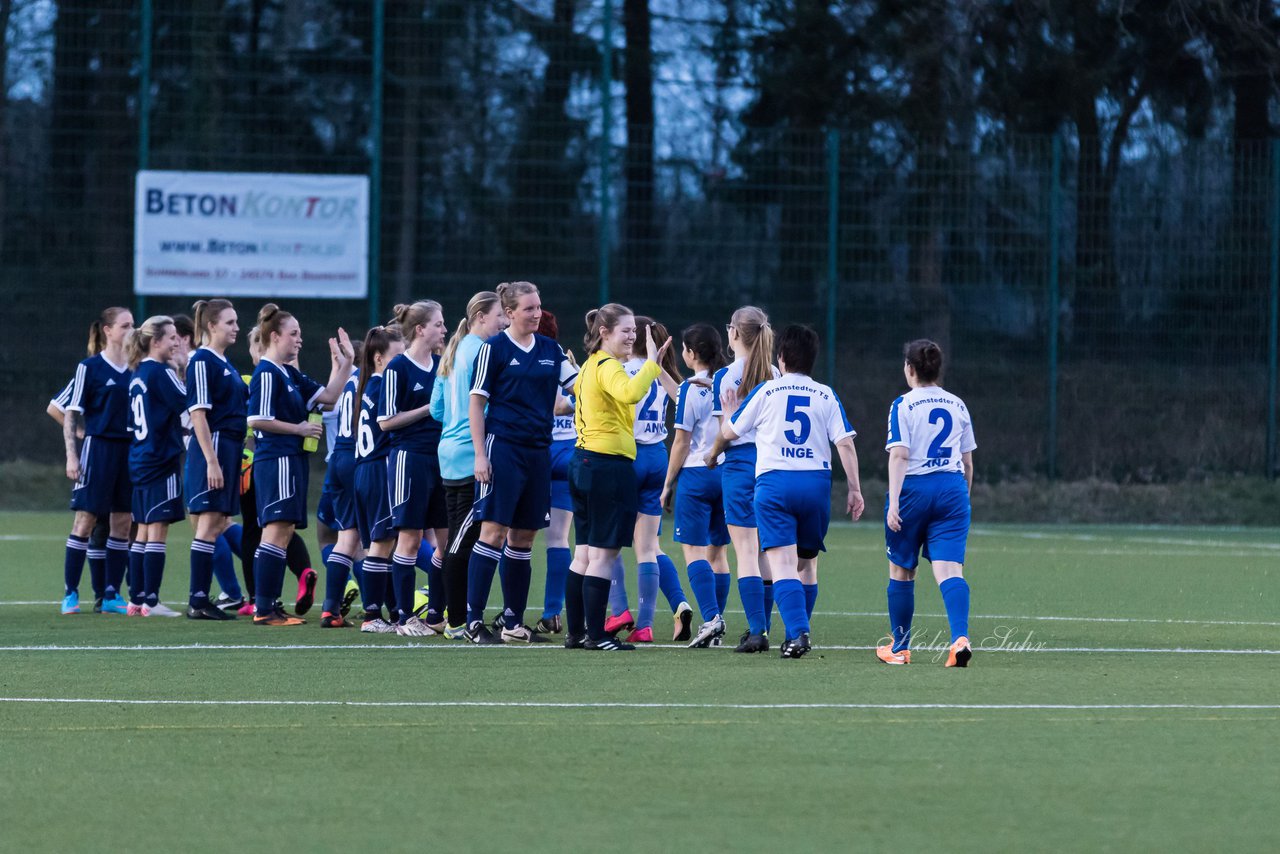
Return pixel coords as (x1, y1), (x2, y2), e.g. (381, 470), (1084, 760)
(134, 171), (369, 298)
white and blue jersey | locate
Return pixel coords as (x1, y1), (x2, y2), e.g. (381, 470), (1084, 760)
(672, 370), (729, 546)
(186, 347), (248, 436)
(67, 354), (133, 440)
(625, 357), (668, 445)
(730, 373), (856, 553)
(711, 357), (779, 447)
(713, 358), (779, 528)
(549, 388), (576, 512)
(470, 330), (577, 448)
(885, 387), (976, 476)
(246, 358), (324, 463)
(624, 358), (668, 516)
(884, 386), (976, 569)
(128, 359), (188, 485)
(379, 353), (442, 454)
(674, 371), (720, 469)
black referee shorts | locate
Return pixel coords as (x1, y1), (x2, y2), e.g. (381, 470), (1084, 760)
(569, 449), (638, 550)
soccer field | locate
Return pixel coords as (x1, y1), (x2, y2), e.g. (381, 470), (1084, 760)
(1, 511), (1276, 852)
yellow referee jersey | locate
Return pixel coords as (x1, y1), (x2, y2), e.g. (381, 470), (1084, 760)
(574, 351), (661, 459)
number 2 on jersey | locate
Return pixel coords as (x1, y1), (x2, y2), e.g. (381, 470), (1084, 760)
(783, 395), (811, 445)
(926, 407), (953, 458)
(638, 383), (660, 421)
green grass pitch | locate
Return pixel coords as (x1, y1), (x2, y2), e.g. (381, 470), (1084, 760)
(1, 511), (1277, 852)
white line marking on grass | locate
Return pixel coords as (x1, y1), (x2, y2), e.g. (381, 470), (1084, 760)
(1, 696), (1277, 711)
(0, 535), (64, 541)
(1, 643), (1278, 655)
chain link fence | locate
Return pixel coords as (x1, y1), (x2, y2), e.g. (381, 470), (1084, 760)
(2, 1), (1277, 483)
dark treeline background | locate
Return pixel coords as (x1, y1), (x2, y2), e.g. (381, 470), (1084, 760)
(2, 0), (1279, 482)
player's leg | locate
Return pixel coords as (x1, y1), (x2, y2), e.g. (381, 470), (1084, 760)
(927, 475), (972, 666)
(630, 512), (662, 641)
(538, 506), (572, 633)
(879, 483), (925, 664)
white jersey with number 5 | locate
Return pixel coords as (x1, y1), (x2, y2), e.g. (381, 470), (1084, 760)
(729, 374), (856, 477)
(885, 387), (976, 477)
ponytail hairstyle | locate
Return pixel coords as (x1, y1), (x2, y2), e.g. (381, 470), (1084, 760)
(257, 303), (294, 349)
(125, 315), (175, 370)
(731, 306), (775, 392)
(192, 298), (235, 347)
(680, 322), (728, 374)
(391, 300), (443, 346)
(86, 307), (130, 356)
(439, 291), (499, 378)
(635, 315), (681, 380)
(583, 303), (634, 356)
(496, 281), (540, 316)
(355, 325), (405, 432)
(904, 338), (944, 384)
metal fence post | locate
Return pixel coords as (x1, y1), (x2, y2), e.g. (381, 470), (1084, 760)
(1268, 138), (1280, 480)
(135, 0), (153, 320)
(825, 128), (839, 385)
(597, 0), (613, 307)
(1046, 135), (1062, 481)
(368, 0), (384, 330)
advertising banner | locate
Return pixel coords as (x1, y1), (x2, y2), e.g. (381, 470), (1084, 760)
(134, 171), (369, 298)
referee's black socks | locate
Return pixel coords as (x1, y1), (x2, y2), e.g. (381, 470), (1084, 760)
(564, 570), (586, 638)
(582, 575), (611, 640)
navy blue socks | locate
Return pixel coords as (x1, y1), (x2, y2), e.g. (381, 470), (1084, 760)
(322, 551), (354, 615)
(63, 535), (88, 595)
(715, 571), (731, 614)
(500, 545), (532, 629)
(253, 542), (287, 615)
(466, 541), (502, 625)
(142, 542), (166, 607)
(105, 537), (129, 597)
(391, 551), (417, 624)
(189, 539), (216, 608)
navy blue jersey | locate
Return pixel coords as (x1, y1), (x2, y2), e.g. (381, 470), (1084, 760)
(186, 347), (249, 436)
(332, 370), (359, 453)
(355, 374), (391, 463)
(50, 376), (75, 413)
(66, 354), (132, 439)
(246, 358), (324, 462)
(470, 331), (577, 448)
(128, 359), (188, 483)
(378, 353), (441, 454)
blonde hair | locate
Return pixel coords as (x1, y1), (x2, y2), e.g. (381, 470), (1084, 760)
(439, 291), (499, 378)
(87, 307), (129, 356)
(192, 299), (235, 347)
(496, 281), (539, 315)
(126, 315), (175, 369)
(583, 303), (633, 355)
(392, 300), (443, 345)
(731, 306), (775, 392)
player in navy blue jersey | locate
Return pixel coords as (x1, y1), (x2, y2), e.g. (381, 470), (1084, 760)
(246, 303), (354, 626)
(352, 324), (405, 633)
(715, 325), (865, 658)
(316, 357), (363, 628)
(378, 300), (449, 636)
(467, 281), (579, 644)
(49, 377), (116, 613)
(661, 323), (734, 647)
(878, 339), (976, 668)
(183, 299), (245, 621)
(61, 307), (135, 616)
(126, 316), (190, 617)
(701, 306), (780, 651)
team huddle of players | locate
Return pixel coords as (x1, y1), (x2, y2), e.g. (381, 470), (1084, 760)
(53, 283), (977, 663)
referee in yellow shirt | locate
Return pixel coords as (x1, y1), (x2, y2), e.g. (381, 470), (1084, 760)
(565, 303), (668, 651)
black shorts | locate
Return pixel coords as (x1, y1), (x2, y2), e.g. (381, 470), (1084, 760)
(569, 449), (638, 550)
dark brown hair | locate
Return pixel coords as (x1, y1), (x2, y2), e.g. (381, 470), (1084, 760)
(904, 338), (944, 384)
(87, 307), (130, 356)
(192, 299), (235, 347)
(635, 315), (681, 380)
(355, 325), (404, 434)
(680, 322), (728, 374)
(583, 303), (634, 355)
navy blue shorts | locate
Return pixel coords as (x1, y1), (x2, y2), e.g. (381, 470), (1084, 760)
(355, 458), (395, 547)
(319, 451), (358, 531)
(473, 435), (551, 531)
(253, 454), (310, 528)
(549, 438), (574, 512)
(132, 468), (185, 525)
(885, 472), (971, 570)
(674, 466), (730, 547)
(633, 442), (667, 516)
(423, 453), (449, 531)
(388, 449), (442, 532)
(185, 431), (243, 516)
(755, 470), (831, 553)
(720, 444), (758, 528)
(570, 449), (637, 550)
(70, 436), (131, 518)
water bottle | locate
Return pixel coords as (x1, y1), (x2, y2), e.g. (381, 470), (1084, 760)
(302, 409), (324, 453)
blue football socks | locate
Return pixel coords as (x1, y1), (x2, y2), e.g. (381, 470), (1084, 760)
(687, 559), (718, 621)
(772, 578), (809, 640)
(939, 576), (971, 642)
(715, 571), (731, 615)
(608, 555), (629, 616)
(803, 583), (818, 620)
(636, 561), (659, 630)
(738, 576), (766, 635)
(543, 547), (571, 619)
(656, 553), (686, 612)
(886, 578), (915, 652)
(762, 580), (774, 633)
